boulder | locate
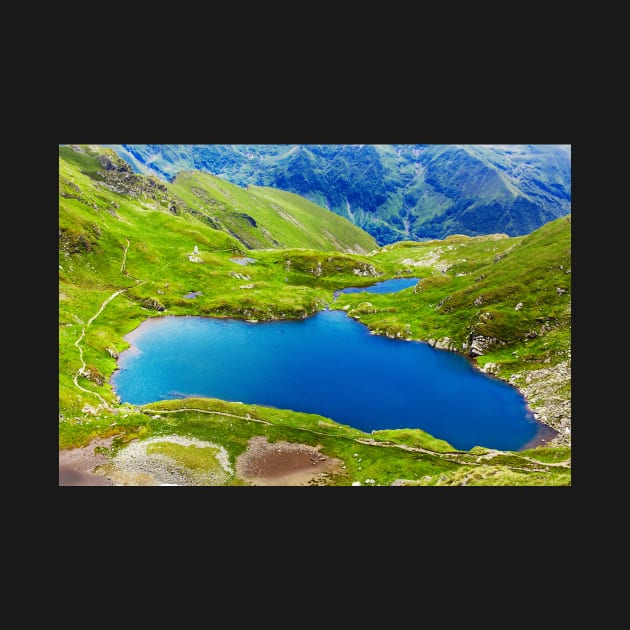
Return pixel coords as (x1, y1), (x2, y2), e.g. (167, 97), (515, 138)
(141, 298), (165, 311)
(352, 264), (380, 277)
(433, 337), (456, 351)
(469, 334), (498, 356)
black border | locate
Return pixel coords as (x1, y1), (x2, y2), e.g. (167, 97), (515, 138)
(55, 98), (574, 556)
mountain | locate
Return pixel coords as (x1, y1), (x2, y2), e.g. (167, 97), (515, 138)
(59, 144), (570, 486)
(110, 143), (571, 245)
(62, 145), (376, 254)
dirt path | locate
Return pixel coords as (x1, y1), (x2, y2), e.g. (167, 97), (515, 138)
(150, 407), (272, 425)
(519, 455), (570, 468)
(65, 405), (569, 485)
(149, 406), (568, 474)
(72, 240), (144, 404)
(72, 286), (130, 405)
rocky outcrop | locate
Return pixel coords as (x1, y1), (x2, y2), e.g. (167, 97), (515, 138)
(468, 334), (499, 356)
(141, 298), (165, 311)
(352, 263), (381, 277)
(429, 337), (457, 351)
(509, 361), (571, 446)
(59, 228), (95, 255)
(79, 365), (105, 386)
(229, 271), (250, 280)
(97, 152), (133, 173)
(96, 161), (187, 218)
(480, 362), (499, 375)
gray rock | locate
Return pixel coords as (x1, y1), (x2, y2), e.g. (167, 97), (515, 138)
(434, 337), (456, 351)
(352, 264), (380, 277)
(469, 334), (498, 356)
(141, 297), (165, 311)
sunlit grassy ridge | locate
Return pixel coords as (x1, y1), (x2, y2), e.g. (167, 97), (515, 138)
(343, 217), (571, 378)
(168, 171), (377, 252)
(58, 144), (570, 485)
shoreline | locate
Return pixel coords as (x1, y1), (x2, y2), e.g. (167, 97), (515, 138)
(111, 309), (571, 452)
(511, 360), (571, 448)
(71, 307), (569, 487)
(59, 436), (116, 486)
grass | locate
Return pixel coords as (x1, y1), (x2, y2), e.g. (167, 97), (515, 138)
(408, 464), (571, 486)
(168, 171), (377, 253)
(58, 397), (570, 486)
(335, 216), (571, 375)
(58, 145), (571, 486)
(145, 441), (224, 475)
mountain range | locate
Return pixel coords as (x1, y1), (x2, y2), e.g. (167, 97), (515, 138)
(110, 144), (571, 245)
(59, 144), (571, 486)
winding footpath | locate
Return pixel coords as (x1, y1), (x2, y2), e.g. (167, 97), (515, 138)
(73, 239), (143, 405)
(147, 406), (570, 471)
(67, 238), (569, 483)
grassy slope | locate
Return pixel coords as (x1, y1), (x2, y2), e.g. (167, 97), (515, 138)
(59, 145), (570, 486)
(342, 219), (571, 375)
(168, 171), (377, 253)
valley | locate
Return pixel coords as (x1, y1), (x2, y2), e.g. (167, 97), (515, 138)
(111, 143), (571, 244)
(59, 144), (571, 486)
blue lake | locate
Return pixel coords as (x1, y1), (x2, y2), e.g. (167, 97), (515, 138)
(334, 277), (419, 297)
(111, 311), (554, 451)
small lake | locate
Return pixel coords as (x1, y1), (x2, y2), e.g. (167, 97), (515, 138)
(111, 311), (553, 451)
(334, 277), (419, 298)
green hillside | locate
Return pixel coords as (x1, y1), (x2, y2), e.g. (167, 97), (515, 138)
(168, 170), (377, 252)
(59, 144), (570, 486)
(337, 217), (572, 438)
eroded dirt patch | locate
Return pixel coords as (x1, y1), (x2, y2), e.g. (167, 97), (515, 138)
(236, 436), (343, 486)
(59, 437), (116, 486)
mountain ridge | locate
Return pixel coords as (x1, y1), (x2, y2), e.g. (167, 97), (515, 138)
(109, 143), (571, 244)
(59, 144), (571, 486)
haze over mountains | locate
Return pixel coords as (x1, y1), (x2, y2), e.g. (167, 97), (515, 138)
(111, 144), (571, 245)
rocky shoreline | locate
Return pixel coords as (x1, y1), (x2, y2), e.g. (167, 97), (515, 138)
(511, 361), (571, 447)
(480, 359), (571, 447)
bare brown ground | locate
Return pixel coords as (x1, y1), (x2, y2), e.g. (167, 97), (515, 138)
(59, 437), (116, 486)
(236, 436), (343, 486)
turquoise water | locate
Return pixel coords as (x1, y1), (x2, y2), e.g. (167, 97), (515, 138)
(334, 277), (419, 297)
(111, 311), (552, 451)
